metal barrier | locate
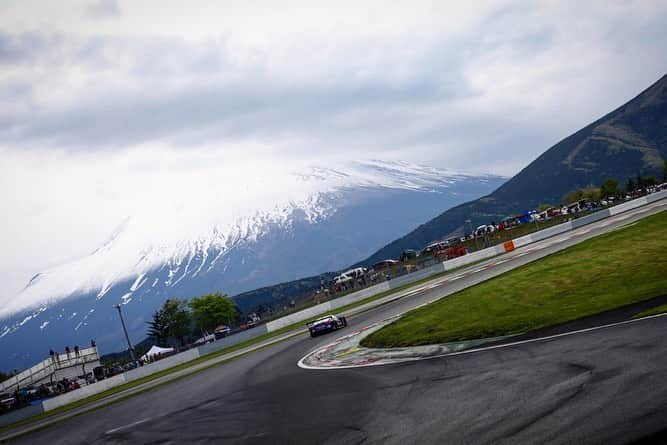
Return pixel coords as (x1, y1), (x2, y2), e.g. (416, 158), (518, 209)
(0, 347), (99, 393)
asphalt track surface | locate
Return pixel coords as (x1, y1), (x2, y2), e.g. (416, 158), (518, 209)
(7, 202), (667, 444)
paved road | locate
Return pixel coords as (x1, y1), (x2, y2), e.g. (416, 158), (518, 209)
(7, 203), (667, 444)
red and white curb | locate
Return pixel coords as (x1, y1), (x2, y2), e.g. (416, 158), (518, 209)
(297, 312), (667, 370)
(297, 202), (667, 370)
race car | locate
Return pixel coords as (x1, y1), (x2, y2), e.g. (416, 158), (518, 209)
(307, 314), (347, 337)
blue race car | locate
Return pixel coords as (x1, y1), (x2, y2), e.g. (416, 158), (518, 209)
(307, 314), (347, 337)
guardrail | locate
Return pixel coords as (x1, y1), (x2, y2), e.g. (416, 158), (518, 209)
(1, 189), (665, 428)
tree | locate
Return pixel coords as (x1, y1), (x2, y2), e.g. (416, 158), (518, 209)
(189, 293), (238, 334)
(538, 204), (552, 212)
(161, 299), (191, 347)
(642, 175), (657, 187)
(148, 299), (191, 347)
(664, 160), (667, 183)
(134, 345), (146, 359)
(147, 310), (169, 346)
(626, 177), (635, 193)
(600, 178), (619, 198)
(562, 189), (583, 205)
(562, 186), (600, 205)
(581, 187), (601, 201)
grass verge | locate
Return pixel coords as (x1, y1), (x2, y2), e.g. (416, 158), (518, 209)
(633, 304), (667, 319)
(362, 210), (667, 348)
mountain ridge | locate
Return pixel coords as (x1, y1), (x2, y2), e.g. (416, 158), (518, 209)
(361, 73), (667, 265)
(0, 162), (504, 369)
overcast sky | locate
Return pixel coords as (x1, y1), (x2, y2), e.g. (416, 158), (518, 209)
(1, 0), (667, 302)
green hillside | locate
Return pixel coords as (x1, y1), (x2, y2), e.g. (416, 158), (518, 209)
(232, 74), (667, 313)
(363, 74), (667, 265)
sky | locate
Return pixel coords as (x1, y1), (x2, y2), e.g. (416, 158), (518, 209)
(1, 0), (667, 306)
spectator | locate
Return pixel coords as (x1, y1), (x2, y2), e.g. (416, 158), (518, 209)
(38, 383), (49, 398)
(91, 339), (96, 348)
(74, 345), (80, 357)
(54, 351), (60, 364)
(49, 349), (55, 364)
(65, 346), (71, 360)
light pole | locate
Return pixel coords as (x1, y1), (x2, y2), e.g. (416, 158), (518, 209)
(465, 219), (479, 251)
(114, 304), (136, 362)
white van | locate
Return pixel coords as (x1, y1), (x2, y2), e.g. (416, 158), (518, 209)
(342, 267), (367, 279)
(332, 274), (353, 285)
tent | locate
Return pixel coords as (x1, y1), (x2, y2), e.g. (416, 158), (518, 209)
(141, 345), (174, 361)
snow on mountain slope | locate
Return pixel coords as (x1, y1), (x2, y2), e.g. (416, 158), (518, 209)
(0, 160), (505, 369)
(3, 160), (487, 319)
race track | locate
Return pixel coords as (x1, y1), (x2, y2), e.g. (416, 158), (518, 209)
(6, 202), (667, 444)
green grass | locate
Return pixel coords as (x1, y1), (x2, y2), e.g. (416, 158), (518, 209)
(633, 304), (667, 319)
(362, 210), (667, 348)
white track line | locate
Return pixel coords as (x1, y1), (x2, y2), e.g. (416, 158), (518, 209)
(297, 201), (667, 370)
(297, 312), (667, 370)
(104, 417), (152, 435)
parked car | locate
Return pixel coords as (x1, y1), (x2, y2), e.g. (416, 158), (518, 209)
(194, 333), (216, 345)
(474, 225), (488, 237)
(122, 361), (138, 371)
(420, 241), (450, 256)
(214, 325), (232, 339)
(246, 313), (261, 328)
(372, 259), (401, 272)
(443, 246), (468, 260)
(306, 314), (347, 337)
(332, 274), (353, 285)
(93, 366), (106, 381)
(341, 267), (367, 279)
(400, 249), (419, 261)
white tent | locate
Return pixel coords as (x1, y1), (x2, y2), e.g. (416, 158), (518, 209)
(141, 345), (175, 360)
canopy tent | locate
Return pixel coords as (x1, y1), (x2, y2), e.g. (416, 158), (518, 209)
(141, 345), (174, 360)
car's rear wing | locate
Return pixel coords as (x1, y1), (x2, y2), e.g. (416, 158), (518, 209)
(307, 316), (334, 328)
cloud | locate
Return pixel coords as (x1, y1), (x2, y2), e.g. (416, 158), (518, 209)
(0, 27), (662, 165)
(0, 32), (60, 65)
(1, 0), (667, 304)
(86, 0), (121, 19)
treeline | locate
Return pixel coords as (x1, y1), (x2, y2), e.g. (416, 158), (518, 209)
(561, 165), (665, 206)
(147, 292), (238, 348)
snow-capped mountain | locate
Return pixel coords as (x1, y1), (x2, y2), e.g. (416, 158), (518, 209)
(0, 160), (505, 369)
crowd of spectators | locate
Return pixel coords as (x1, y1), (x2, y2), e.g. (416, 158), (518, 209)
(0, 376), (91, 415)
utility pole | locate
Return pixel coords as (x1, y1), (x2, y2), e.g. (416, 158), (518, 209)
(114, 304), (136, 362)
(465, 219), (479, 251)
